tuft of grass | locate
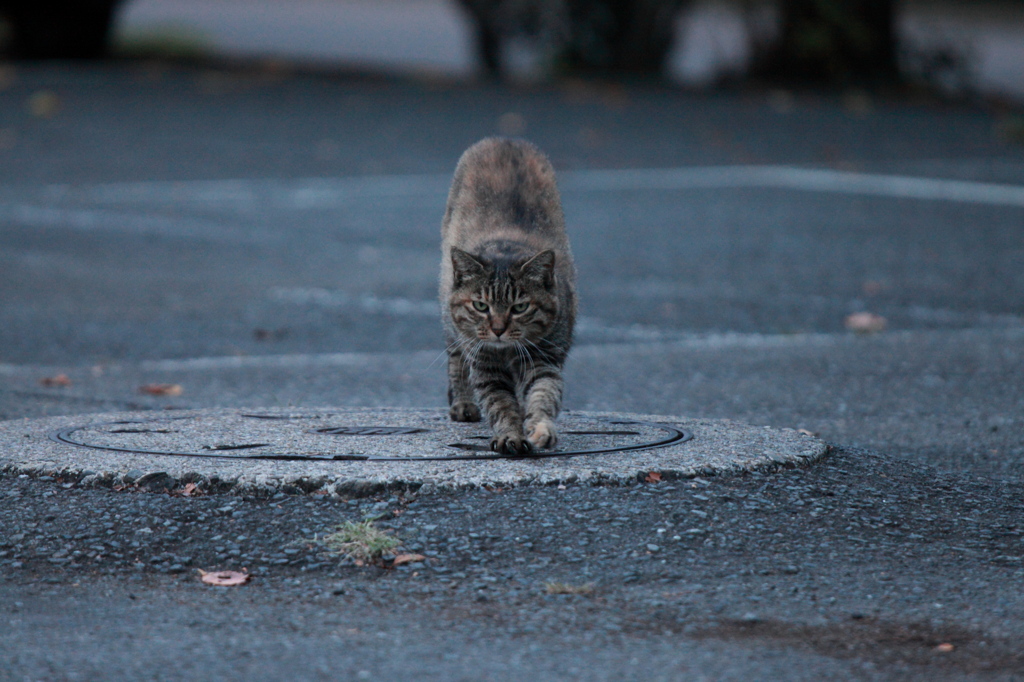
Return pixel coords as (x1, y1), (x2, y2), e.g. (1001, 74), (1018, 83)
(113, 25), (213, 60)
(545, 581), (596, 596)
(322, 520), (400, 564)
(999, 115), (1024, 145)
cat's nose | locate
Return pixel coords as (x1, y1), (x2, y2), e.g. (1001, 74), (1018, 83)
(490, 317), (508, 337)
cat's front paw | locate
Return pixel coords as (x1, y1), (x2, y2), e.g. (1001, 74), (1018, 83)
(526, 419), (558, 449)
(491, 431), (533, 456)
(450, 401), (482, 422)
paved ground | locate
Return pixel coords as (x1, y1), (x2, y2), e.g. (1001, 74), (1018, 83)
(2, 60), (1024, 679)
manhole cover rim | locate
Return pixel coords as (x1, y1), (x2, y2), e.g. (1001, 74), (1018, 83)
(48, 413), (692, 462)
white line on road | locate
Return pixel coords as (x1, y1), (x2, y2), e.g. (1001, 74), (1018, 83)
(0, 204), (276, 242)
(3, 326), (1022, 376)
(563, 166), (1024, 207)
(267, 287), (439, 317)
(0, 333), (842, 376)
(33, 165), (1024, 210)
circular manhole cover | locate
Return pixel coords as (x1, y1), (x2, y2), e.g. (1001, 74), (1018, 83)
(1, 407), (828, 496)
(50, 410), (689, 461)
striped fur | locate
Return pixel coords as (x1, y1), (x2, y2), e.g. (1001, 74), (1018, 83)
(440, 138), (576, 455)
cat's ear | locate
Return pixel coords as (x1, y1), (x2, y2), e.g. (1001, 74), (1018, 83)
(451, 247), (488, 287)
(515, 250), (556, 290)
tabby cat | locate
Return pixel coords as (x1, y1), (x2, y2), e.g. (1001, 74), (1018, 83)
(439, 137), (577, 455)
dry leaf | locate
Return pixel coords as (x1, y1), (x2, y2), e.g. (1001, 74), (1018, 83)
(179, 482), (198, 497)
(545, 581), (595, 596)
(28, 90), (60, 118)
(391, 554), (426, 567)
(935, 643), (955, 653)
(844, 312), (886, 333)
(862, 280), (884, 296)
(645, 471), (662, 484)
(140, 383), (183, 396)
(40, 374), (71, 387)
(198, 569), (249, 586)
(497, 112), (526, 136)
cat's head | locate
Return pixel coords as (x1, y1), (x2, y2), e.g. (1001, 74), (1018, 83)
(448, 247), (558, 345)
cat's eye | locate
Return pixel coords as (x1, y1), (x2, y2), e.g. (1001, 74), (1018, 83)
(511, 302), (530, 314)
(472, 301), (489, 312)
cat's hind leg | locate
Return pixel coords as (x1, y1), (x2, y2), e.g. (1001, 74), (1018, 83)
(523, 369), (563, 449)
(447, 346), (481, 422)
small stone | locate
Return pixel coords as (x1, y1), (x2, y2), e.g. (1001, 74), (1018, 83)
(646, 544), (660, 552)
(136, 472), (176, 492)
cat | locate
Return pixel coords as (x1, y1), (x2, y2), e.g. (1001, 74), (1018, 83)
(439, 137), (577, 455)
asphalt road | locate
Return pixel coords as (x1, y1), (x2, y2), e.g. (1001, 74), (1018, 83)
(2, 61), (1024, 679)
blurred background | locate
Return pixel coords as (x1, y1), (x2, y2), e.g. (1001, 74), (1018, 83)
(0, 0), (1021, 101)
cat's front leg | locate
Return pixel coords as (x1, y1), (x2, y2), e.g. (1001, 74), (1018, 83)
(475, 373), (531, 455)
(523, 369), (563, 449)
(447, 346), (481, 422)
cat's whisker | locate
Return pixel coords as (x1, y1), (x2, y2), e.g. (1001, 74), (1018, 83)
(425, 339), (464, 370)
(516, 340), (537, 373)
(425, 350), (448, 370)
(522, 338), (556, 364)
(465, 339), (483, 366)
(537, 336), (569, 353)
(511, 340), (526, 371)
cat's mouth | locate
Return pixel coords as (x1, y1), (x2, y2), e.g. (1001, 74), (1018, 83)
(481, 336), (519, 346)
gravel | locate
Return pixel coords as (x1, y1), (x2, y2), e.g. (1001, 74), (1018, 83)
(3, 445), (1024, 677)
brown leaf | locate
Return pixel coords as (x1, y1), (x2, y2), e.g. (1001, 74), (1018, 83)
(645, 471), (662, 484)
(28, 90), (60, 118)
(861, 280), (884, 296)
(40, 374), (72, 387)
(140, 383), (183, 396)
(844, 312), (886, 334)
(391, 554), (426, 566)
(179, 482), (198, 497)
(198, 569), (249, 586)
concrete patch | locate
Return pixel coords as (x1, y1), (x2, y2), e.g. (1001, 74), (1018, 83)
(0, 408), (827, 496)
